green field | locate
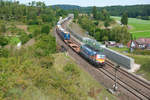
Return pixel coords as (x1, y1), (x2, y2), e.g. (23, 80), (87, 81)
(112, 16), (150, 39)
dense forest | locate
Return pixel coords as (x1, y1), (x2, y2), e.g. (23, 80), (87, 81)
(54, 4), (150, 20)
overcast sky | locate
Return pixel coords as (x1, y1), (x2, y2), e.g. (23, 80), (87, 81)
(17, 0), (150, 7)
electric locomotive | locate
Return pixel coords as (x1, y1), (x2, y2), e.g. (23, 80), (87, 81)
(79, 44), (105, 67)
(56, 25), (70, 40)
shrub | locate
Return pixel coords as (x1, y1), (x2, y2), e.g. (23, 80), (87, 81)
(39, 56), (54, 68)
(27, 19), (40, 25)
(33, 28), (41, 37)
(0, 36), (8, 47)
(28, 34), (33, 39)
(9, 37), (21, 45)
(18, 32), (30, 44)
(41, 25), (50, 34)
(63, 63), (80, 77)
(34, 34), (56, 57)
(0, 24), (6, 33)
(0, 48), (9, 57)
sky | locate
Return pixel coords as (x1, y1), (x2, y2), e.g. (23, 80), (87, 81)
(17, 0), (150, 7)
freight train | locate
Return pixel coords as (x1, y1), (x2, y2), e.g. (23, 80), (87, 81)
(56, 16), (105, 67)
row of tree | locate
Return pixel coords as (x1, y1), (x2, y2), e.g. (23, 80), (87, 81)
(0, 0), (68, 24)
(92, 6), (128, 26)
(78, 12), (130, 44)
(78, 4), (150, 20)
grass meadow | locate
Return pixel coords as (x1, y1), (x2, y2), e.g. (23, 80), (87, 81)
(112, 16), (150, 39)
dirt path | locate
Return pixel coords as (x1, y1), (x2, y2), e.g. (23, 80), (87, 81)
(24, 38), (35, 48)
(16, 25), (30, 34)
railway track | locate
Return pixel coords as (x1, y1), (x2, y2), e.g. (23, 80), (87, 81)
(56, 17), (150, 100)
(98, 61), (150, 100)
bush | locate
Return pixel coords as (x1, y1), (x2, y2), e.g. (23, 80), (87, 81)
(34, 34), (56, 57)
(41, 25), (50, 34)
(33, 28), (41, 37)
(63, 63), (80, 77)
(18, 32), (30, 44)
(0, 24), (6, 33)
(39, 56), (54, 68)
(0, 36), (8, 47)
(0, 48), (9, 57)
(27, 19), (41, 25)
(9, 37), (21, 45)
(141, 16), (150, 20)
(28, 34), (33, 38)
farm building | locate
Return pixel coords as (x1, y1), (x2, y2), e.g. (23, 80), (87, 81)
(127, 38), (150, 50)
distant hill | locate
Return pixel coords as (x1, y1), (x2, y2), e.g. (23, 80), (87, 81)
(52, 5), (81, 10)
(51, 4), (150, 18)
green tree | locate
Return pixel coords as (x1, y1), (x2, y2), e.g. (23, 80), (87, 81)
(101, 9), (110, 21)
(102, 36), (108, 41)
(104, 20), (110, 28)
(92, 6), (98, 19)
(73, 10), (79, 19)
(121, 12), (128, 25)
(94, 31), (100, 41)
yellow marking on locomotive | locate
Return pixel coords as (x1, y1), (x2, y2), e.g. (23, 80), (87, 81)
(97, 59), (105, 63)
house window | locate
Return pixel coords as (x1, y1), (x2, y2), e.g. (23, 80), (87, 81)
(147, 44), (150, 47)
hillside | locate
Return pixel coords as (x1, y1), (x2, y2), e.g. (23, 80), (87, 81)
(52, 5), (81, 10)
(52, 4), (150, 18)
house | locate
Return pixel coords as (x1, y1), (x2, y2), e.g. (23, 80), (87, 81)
(105, 41), (117, 47)
(127, 38), (150, 50)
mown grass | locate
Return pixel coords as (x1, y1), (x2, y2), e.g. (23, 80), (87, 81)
(132, 31), (150, 39)
(112, 16), (150, 39)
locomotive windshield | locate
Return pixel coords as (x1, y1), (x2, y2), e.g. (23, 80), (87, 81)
(96, 54), (105, 59)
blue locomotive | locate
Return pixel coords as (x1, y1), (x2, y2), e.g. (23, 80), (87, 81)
(56, 25), (70, 40)
(79, 44), (105, 67)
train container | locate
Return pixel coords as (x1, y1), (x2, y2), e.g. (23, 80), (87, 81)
(79, 44), (105, 67)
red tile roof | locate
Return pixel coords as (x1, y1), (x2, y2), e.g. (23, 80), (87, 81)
(136, 38), (150, 44)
